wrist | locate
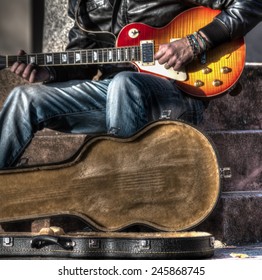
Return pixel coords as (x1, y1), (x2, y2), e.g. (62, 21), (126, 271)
(43, 66), (56, 83)
(186, 32), (210, 64)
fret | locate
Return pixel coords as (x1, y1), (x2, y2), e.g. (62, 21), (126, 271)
(53, 53), (60, 65)
(136, 46), (141, 61)
(68, 52), (75, 64)
(74, 51), (81, 64)
(93, 50), (98, 63)
(117, 49), (121, 62)
(121, 48), (126, 62)
(45, 53), (54, 65)
(98, 49), (103, 63)
(19, 55), (27, 64)
(112, 49), (117, 62)
(124, 48), (129, 61)
(7, 56), (18, 67)
(81, 50), (87, 64)
(37, 54), (45, 66)
(28, 55), (36, 64)
(108, 49), (113, 62)
(130, 47), (136, 61)
(0, 56), (6, 68)
(103, 49), (108, 63)
(87, 50), (93, 63)
(122, 48), (127, 62)
(61, 52), (68, 64)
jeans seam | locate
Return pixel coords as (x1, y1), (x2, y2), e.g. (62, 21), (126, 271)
(36, 107), (106, 125)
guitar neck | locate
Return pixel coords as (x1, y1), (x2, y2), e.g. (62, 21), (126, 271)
(1, 46), (146, 68)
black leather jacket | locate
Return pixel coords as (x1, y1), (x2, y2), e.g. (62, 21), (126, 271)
(53, 0), (262, 81)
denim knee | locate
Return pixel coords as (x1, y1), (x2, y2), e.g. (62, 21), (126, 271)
(7, 85), (37, 110)
(106, 72), (149, 137)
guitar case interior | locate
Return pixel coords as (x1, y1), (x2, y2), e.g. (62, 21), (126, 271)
(0, 120), (221, 259)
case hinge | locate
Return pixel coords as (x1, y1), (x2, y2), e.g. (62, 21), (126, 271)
(139, 240), (151, 250)
(3, 237), (14, 247)
(89, 239), (101, 249)
(209, 236), (215, 248)
(220, 167), (232, 179)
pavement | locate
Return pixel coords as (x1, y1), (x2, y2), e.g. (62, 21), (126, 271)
(212, 241), (262, 260)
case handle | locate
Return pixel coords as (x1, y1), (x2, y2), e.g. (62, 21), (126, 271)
(31, 235), (75, 250)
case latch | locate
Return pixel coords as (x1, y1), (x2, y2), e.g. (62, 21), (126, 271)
(209, 236), (215, 248)
(220, 167), (232, 179)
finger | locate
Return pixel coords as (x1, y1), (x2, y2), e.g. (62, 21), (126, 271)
(17, 49), (26, 56)
(165, 54), (179, 69)
(154, 44), (169, 61)
(156, 45), (176, 65)
(164, 62), (171, 69)
(29, 68), (38, 83)
(10, 61), (22, 73)
(15, 63), (27, 76)
(22, 63), (37, 80)
(157, 53), (170, 65)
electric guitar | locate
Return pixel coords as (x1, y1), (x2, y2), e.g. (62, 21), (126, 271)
(0, 7), (246, 97)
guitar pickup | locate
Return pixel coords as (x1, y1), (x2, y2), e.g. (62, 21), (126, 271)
(140, 40), (155, 66)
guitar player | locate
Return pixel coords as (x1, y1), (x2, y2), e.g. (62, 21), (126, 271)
(0, 0), (261, 169)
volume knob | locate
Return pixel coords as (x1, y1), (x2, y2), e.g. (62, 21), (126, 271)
(220, 66), (232, 74)
(212, 80), (223, 87)
(202, 67), (212, 74)
(194, 80), (204, 87)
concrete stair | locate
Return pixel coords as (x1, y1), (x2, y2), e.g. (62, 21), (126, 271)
(195, 64), (262, 244)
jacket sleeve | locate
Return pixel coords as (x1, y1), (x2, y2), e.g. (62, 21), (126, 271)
(187, 0), (262, 47)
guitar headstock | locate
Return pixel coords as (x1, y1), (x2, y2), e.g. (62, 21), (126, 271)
(0, 55), (6, 70)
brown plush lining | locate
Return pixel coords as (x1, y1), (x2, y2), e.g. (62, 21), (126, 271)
(0, 121), (220, 232)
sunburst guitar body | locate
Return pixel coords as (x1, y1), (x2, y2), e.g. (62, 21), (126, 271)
(117, 7), (246, 97)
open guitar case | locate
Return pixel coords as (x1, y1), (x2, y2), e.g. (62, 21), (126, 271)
(0, 120), (225, 259)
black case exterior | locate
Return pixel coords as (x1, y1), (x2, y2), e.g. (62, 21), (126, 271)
(0, 233), (215, 259)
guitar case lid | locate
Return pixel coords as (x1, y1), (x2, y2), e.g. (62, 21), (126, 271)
(0, 120), (221, 259)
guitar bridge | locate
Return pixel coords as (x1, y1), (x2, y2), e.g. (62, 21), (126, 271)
(140, 40), (155, 66)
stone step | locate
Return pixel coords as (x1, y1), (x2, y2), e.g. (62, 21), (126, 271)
(21, 133), (86, 165)
(199, 64), (262, 131)
(196, 191), (262, 245)
(208, 130), (262, 192)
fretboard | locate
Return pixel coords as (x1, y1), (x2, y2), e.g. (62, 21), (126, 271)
(1, 46), (144, 68)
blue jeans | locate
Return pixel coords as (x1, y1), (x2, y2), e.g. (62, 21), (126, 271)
(0, 71), (206, 168)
